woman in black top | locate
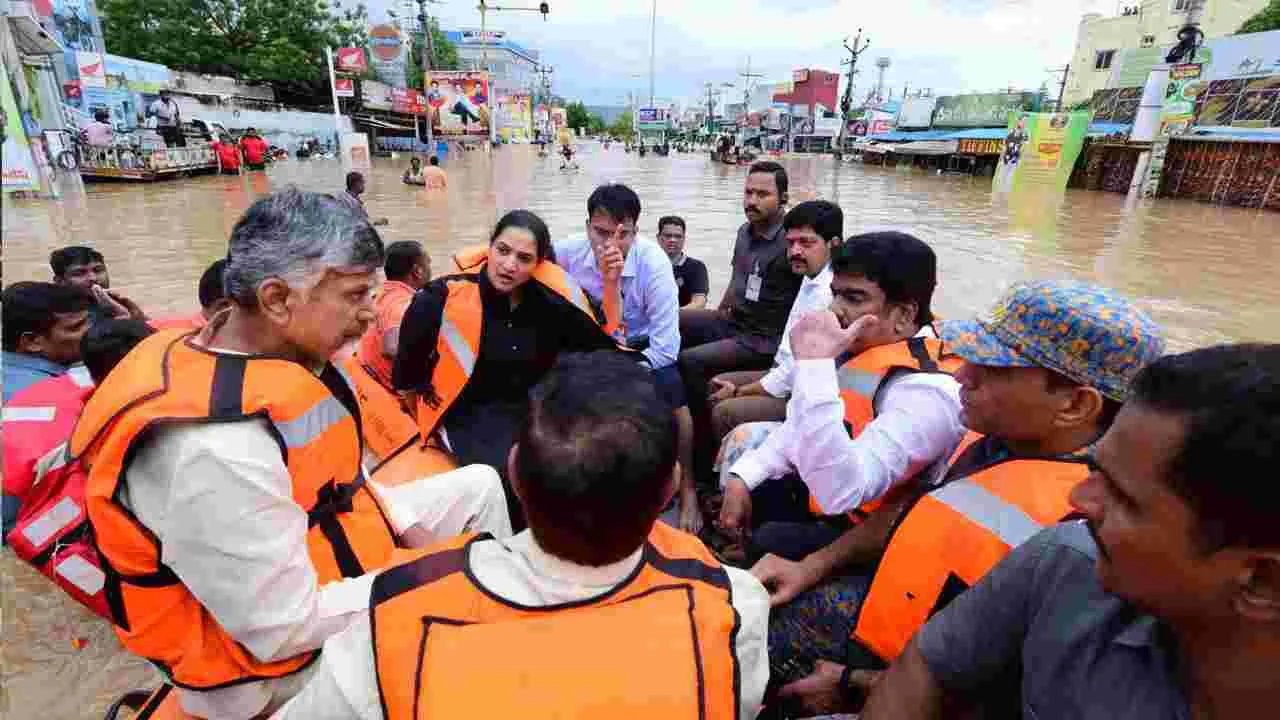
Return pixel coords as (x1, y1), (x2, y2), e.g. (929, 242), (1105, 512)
(393, 210), (617, 529)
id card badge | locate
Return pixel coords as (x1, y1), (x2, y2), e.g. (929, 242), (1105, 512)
(745, 262), (763, 302)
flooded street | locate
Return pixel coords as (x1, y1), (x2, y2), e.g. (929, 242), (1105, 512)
(6, 144), (1277, 350)
(2, 143), (1278, 718)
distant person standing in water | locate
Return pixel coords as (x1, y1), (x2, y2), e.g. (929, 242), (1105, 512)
(335, 171), (390, 226)
(146, 90), (182, 147)
(403, 157), (426, 186)
(421, 156), (448, 190)
(239, 128), (269, 170)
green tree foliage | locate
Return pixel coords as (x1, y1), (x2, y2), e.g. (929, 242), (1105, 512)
(407, 21), (461, 90)
(1238, 0), (1280, 34)
(100, 0), (370, 93)
(565, 100), (591, 131)
(587, 114), (606, 135)
(608, 110), (634, 140)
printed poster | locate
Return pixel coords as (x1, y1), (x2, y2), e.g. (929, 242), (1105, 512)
(2, 63), (42, 192)
(993, 111), (1090, 194)
(425, 71), (491, 139)
(1158, 64), (1204, 137)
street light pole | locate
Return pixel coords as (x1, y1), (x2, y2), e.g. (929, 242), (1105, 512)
(648, 0), (657, 108)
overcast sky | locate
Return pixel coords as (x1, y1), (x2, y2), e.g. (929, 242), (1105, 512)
(363, 0), (1113, 107)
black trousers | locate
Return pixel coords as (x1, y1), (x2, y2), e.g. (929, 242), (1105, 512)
(677, 309), (773, 481)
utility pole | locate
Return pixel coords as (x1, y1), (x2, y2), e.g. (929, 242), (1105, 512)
(834, 29), (870, 161)
(1045, 64), (1069, 111)
(738, 56), (763, 135)
(648, 0), (657, 108)
(417, 0), (441, 153)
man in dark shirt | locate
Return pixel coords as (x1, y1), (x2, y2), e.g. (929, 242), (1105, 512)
(859, 344), (1280, 720)
(678, 161), (800, 482)
(658, 215), (710, 309)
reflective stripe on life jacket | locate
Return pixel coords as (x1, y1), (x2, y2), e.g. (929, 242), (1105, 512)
(414, 253), (604, 439)
(68, 329), (399, 690)
(369, 521), (740, 720)
(852, 432), (1090, 661)
(2, 366), (94, 499)
(334, 350), (419, 464)
(807, 336), (963, 519)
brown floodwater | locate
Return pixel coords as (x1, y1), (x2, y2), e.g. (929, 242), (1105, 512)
(2, 143), (1277, 718)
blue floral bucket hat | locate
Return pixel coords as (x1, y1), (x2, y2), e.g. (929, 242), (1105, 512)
(941, 280), (1166, 402)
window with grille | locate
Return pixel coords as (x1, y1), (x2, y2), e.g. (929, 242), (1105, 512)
(1095, 50), (1117, 70)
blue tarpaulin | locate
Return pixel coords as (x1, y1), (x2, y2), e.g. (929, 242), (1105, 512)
(937, 128), (1008, 140)
(864, 129), (954, 142)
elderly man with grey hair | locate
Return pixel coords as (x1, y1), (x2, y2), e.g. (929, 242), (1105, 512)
(77, 188), (509, 719)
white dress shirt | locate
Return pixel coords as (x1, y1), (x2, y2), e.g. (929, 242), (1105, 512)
(728, 336), (965, 514)
(552, 234), (681, 368)
(758, 264), (833, 399)
(121, 416), (511, 719)
(270, 528), (771, 720)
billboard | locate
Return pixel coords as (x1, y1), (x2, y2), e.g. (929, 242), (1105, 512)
(1111, 30), (1280, 90)
(334, 78), (355, 98)
(1195, 74), (1280, 129)
(1089, 86), (1143, 124)
(425, 71), (491, 138)
(336, 47), (368, 74)
(1158, 63), (1204, 137)
(392, 87), (425, 115)
(77, 51), (106, 89)
(496, 94), (532, 142)
(933, 92), (1041, 127)
(367, 24), (409, 88)
(638, 107), (669, 131)
(994, 111), (1090, 194)
(362, 79), (393, 110)
(897, 96), (936, 129)
(2, 62), (41, 192)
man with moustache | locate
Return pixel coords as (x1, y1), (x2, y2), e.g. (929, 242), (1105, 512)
(861, 343), (1280, 720)
(678, 161), (801, 481)
(766, 281), (1166, 716)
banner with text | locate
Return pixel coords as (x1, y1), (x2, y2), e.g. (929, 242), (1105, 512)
(934, 92), (1041, 128)
(1158, 63), (1204, 137)
(425, 71), (491, 139)
(2, 62), (42, 193)
(993, 111), (1090, 194)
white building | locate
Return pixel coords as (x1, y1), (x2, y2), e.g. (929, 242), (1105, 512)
(445, 28), (540, 97)
(1063, 0), (1269, 106)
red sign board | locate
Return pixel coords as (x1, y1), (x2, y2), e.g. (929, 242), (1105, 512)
(336, 47), (368, 73)
(392, 87), (425, 115)
(792, 69), (809, 83)
(334, 78), (354, 98)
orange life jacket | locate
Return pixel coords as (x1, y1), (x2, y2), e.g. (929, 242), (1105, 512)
(807, 337), (963, 520)
(368, 434), (459, 489)
(68, 329), (400, 690)
(370, 521), (740, 720)
(453, 245), (625, 339)
(148, 313), (206, 332)
(334, 350), (419, 464)
(413, 252), (602, 440)
(852, 432), (1090, 661)
(3, 366), (94, 499)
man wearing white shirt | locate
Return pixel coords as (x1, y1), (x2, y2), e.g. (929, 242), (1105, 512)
(706, 201), (842, 444)
(74, 190), (510, 719)
(554, 184), (704, 533)
(270, 353), (771, 720)
(718, 233), (965, 566)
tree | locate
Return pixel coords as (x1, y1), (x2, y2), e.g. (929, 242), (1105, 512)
(1238, 0), (1280, 34)
(565, 100), (591, 131)
(608, 110), (634, 140)
(100, 0), (370, 98)
(587, 113), (607, 135)
(407, 20), (460, 90)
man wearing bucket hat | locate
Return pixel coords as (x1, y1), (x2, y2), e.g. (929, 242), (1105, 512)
(759, 279), (1165, 716)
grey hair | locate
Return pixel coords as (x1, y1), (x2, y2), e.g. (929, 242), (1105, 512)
(224, 187), (385, 306)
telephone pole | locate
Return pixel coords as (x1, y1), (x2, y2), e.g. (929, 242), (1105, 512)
(1046, 64), (1069, 111)
(739, 56), (764, 123)
(834, 29), (870, 161)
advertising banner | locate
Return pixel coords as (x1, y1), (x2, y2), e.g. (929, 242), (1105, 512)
(336, 47), (368, 74)
(367, 24), (409, 88)
(496, 94), (532, 142)
(1196, 74), (1280, 129)
(335, 78), (354, 98)
(638, 107), (669, 131)
(424, 71), (491, 138)
(340, 131), (371, 169)
(1158, 63), (1204, 137)
(897, 96), (936, 129)
(362, 79), (393, 110)
(391, 87), (425, 115)
(77, 51), (106, 88)
(1089, 86), (1143, 124)
(993, 111), (1090, 194)
(2, 63), (42, 193)
(934, 92), (1041, 127)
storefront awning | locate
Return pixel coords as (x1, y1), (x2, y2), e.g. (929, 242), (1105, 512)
(7, 2), (64, 55)
(889, 140), (960, 156)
